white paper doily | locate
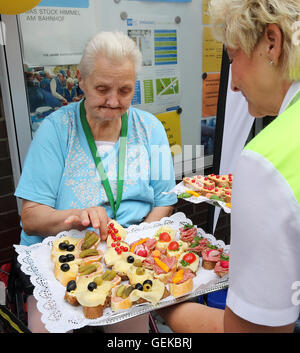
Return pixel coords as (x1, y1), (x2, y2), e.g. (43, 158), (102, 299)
(14, 212), (229, 333)
(165, 182), (231, 213)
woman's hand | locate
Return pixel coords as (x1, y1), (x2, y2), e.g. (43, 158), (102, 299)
(21, 200), (110, 240)
(64, 206), (110, 240)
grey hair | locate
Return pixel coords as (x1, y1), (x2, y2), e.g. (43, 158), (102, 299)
(209, 0), (300, 80)
(78, 31), (142, 78)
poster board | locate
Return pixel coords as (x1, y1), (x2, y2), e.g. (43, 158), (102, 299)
(16, 0), (224, 176)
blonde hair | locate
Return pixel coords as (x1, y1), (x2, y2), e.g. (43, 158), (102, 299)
(208, 0), (300, 80)
(79, 31), (142, 78)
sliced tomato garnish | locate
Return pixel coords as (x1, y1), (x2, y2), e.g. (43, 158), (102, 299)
(168, 241), (179, 251)
(220, 260), (229, 269)
(136, 249), (148, 257)
(159, 232), (171, 242)
(182, 252), (196, 264)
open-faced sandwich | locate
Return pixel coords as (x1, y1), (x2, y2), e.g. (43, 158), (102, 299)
(201, 245), (224, 270)
(76, 248), (103, 265)
(179, 224), (198, 243)
(126, 264), (155, 287)
(76, 230), (101, 252)
(106, 220), (127, 247)
(214, 253), (230, 277)
(104, 240), (130, 267)
(51, 236), (80, 263)
(166, 240), (189, 258)
(177, 251), (200, 273)
(111, 252), (145, 281)
(183, 175), (215, 192)
(110, 283), (135, 311)
(186, 235), (210, 255)
(129, 278), (170, 305)
(168, 268), (196, 298)
(143, 253), (177, 283)
(207, 174), (233, 188)
(129, 237), (157, 258)
(154, 226), (177, 250)
(70, 270), (121, 319)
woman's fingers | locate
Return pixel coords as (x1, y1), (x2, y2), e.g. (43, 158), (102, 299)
(96, 208), (109, 241)
(64, 207), (109, 239)
(79, 209), (92, 227)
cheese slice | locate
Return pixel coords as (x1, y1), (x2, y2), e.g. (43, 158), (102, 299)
(104, 244), (128, 267)
(51, 236), (80, 262)
(127, 266), (154, 286)
(112, 259), (133, 275)
(129, 279), (166, 305)
(76, 280), (113, 307)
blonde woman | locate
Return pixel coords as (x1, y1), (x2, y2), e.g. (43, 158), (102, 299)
(159, 0), (300, 333)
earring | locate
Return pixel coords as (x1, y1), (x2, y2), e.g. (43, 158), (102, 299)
(269, 60), (274, 65)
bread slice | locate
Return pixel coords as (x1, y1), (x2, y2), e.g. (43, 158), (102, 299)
(54, 260), (80, 287)
(76, 275), (121, 319)
(64, 291), (79, 306)
(169, 277), (193, 298)
(82, 296), (111, 319)
(110, 284), (133, 311)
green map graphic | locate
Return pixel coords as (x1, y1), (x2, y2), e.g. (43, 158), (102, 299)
(156, 77), (179, 96)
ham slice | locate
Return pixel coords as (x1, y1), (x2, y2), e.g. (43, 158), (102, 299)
(129, 238), (157, 257)
(143, 254), (177, 274)
(144, 238), (157, 251)
(201, 248), (223, 262)
(168, 269), (195, 285)
(187, 237), (210, 253)
(179, 226), (197, 243)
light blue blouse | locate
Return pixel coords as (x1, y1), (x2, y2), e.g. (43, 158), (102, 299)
(15, 101), (177, 246)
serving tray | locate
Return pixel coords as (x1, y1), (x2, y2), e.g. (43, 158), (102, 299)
(165, 182), (231, 213)
(14, 212), (229, 333)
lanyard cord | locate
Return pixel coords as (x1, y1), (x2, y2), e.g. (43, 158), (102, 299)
(80, 100), (128, 219)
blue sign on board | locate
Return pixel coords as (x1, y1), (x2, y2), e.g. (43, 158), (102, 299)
(38, 0), (89, 8)
(133, 0), (191, 2)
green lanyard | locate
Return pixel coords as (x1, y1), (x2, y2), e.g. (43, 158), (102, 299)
(80, 100), (128, 219)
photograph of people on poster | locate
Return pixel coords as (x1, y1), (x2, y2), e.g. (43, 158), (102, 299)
(25, 64), (83, 134)
(201, 118), (216, 156)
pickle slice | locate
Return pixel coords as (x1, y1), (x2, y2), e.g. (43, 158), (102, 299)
(133, 259), (143, 267)
(121, 286), (134, 299)
(116, 285), (126, 297)
(78, 263), (97, 275)
(79, 249), (99, 258)
(136, 267), (145, 275)
(94, 276), (103, 286)
(81, 233), (99, 250)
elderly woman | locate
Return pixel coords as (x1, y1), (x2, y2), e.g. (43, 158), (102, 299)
(159, 0), (300, 333)
(15, 31), (177, 332)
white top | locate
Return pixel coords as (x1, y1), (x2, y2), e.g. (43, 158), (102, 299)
(95, 140), (115, 157)
(226, 82), (300, 326)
